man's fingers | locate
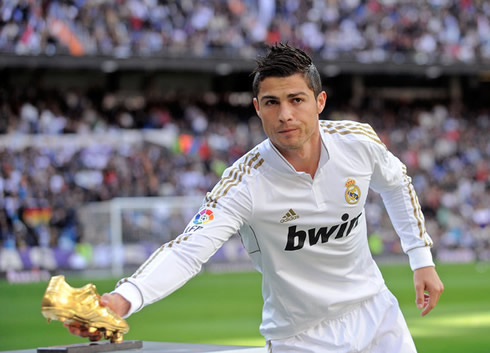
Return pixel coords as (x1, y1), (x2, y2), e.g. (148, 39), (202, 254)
(88, 331), (103, 341)
(415, 284), (425, 309)
(65, 323), (81, 336)
(65, 322), (90, 337)
(415, 292), (428, 310)
(421, 298), (433, 316)
(100, 294), (109, 306)
(421, 290), (441, 316)
(64, 321), (103, 340)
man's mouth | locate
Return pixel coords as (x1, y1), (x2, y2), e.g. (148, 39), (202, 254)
(278, 127), (298, 134)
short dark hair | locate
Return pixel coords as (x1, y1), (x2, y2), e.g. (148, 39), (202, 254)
(251, 43), (322, 98)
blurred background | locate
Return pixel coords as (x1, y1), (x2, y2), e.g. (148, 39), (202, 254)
(0, 0), (489, 352)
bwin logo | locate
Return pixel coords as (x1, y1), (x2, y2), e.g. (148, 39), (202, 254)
(285, 212), (363, 251)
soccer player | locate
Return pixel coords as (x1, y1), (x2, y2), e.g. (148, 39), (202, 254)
(69, 43), (444, 352)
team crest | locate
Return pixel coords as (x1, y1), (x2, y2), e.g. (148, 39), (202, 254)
(193, 208), (215, 224)
(345, 178), (361, 204)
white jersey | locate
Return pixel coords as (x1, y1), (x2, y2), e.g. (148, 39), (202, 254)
(114, 120), (434, 340)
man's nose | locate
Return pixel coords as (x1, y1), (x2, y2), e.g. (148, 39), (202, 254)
(278, 104), (294, 122)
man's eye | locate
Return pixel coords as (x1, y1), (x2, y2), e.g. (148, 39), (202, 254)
(265, 100), (278, 105)
(293, 98), (302, 103)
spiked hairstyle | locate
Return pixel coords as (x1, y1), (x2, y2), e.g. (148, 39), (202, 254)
(251, 43), (322, 99)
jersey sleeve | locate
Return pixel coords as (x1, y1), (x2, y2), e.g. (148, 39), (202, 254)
(368, 128), (434, 271)
(112, 165), (254, 317)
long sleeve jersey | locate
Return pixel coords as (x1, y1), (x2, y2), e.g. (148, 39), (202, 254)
(114, 120), (434, 340)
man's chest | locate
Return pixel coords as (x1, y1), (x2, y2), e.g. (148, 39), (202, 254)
(255, 155), (371, 218)
(246, 155), (371, 250)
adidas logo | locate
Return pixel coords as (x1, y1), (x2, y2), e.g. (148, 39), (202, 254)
(280, 209), (300, 223)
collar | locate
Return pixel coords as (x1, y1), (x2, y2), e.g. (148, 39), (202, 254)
(259, 122), (330, 176)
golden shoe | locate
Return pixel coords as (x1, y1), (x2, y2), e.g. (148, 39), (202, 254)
(41, 275), (129, 343)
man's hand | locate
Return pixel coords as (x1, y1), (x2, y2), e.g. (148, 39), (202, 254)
(66, 293), (130, 341)
(414, 266), (444, 317)
(100, 293), (131, 317)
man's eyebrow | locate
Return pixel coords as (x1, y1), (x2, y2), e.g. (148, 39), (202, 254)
(287, 92), (308, 98)
(259, 95), (278, 102)
(259, 92), (308, 102)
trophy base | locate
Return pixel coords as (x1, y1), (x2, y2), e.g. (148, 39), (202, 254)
(37, 340), (143, 353)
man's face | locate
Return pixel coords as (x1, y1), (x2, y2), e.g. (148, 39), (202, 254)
(253, 73), (326, 154)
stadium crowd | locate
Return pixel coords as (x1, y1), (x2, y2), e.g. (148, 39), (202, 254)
(0, 82), (488, 268)
(1, 0), (490, 63)
(0, 0), (489, 269)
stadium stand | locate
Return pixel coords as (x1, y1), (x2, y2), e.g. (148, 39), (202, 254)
(0, 0), (488, 273)
(0, 0), (489, 63)
(0, 83), (487, 266)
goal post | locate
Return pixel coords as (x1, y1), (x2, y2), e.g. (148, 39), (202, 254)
(78, 196), (252, 276)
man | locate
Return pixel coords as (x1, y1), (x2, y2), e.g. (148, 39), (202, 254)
(69, 43), (443, 352)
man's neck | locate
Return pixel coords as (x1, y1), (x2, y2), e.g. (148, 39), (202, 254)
(277, 137), (322, 178)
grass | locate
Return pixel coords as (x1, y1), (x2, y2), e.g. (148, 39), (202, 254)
(1, 263), (489, 352)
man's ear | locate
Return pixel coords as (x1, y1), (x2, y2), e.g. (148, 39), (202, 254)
(317, 91), (327, 114)
(253, 97), (261, 119)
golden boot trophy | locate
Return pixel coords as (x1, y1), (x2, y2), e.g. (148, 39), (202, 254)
(41, 275), (129, 343)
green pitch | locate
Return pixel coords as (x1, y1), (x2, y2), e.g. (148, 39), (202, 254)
(1, 263), (489, 352)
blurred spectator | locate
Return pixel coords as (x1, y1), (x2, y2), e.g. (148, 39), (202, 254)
(0, 80), (488, 264)
(0, 0), (489, 63)
(0, 1), (488, 272)
(356, 102), (489, 261)
(0, 83), (264, 253)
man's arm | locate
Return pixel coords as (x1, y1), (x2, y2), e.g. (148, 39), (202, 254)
(368, 125), (443, 315)
(378, 174), (445, 315)
(67, 162), (254, 340)
(111, 163), (254, 318)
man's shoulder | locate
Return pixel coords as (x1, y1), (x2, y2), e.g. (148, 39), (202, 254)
(319, 119), (386, 149)
(204, 145), (266, 209)
(225, 144), (267, 178)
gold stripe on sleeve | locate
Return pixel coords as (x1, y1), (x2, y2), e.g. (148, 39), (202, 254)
(401, 165), (425, 240)
(324, 120), (379, 139)
(205, 150), (262, 208)
(205, 158), (246, 204)
(210, 152), (256, 207)
(132, 243), (166, 279)
(212, 167), (241, 203)
(320, 120), (386, 149)
(205, 149), (258, 207)
(131, 234), (194, 279)
(254, 158), (265, 169)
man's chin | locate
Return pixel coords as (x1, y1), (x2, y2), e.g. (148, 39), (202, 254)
(273, 140), (302, 152)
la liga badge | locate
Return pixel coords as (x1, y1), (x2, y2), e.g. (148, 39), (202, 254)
(193, 208), (215, 224)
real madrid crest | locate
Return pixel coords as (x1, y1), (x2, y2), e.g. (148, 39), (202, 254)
(345, 178), (361, 204)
